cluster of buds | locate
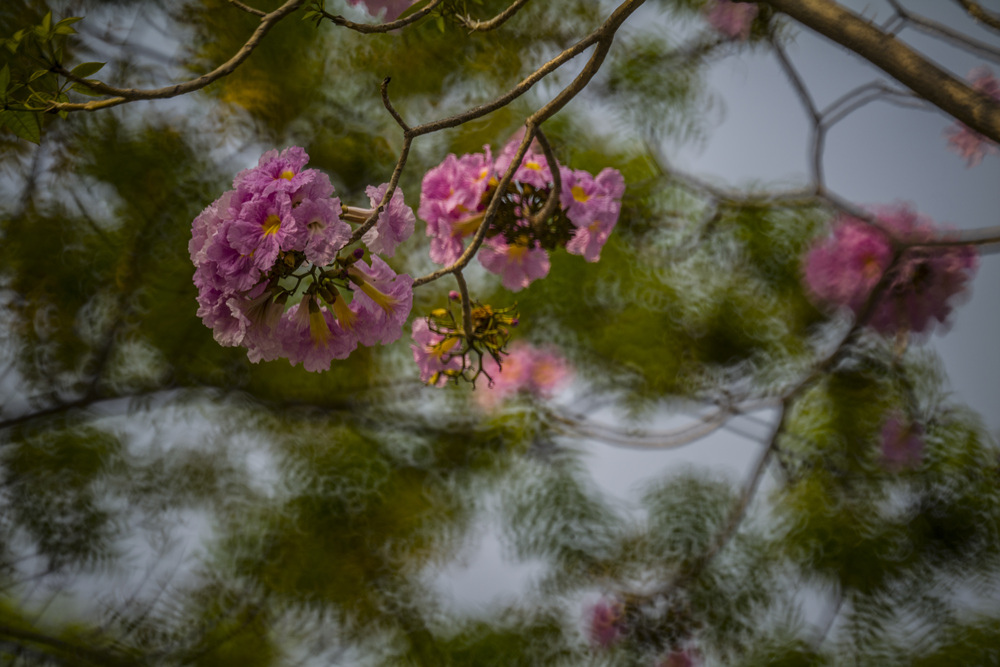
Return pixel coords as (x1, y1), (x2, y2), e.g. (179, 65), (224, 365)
(411, 291), (520, 386)
(419, 138), (625, 291)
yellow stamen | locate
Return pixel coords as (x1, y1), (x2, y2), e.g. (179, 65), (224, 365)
(262, 214), (282, 236)
(358, 281), (400, 315)
(571, 185), (590, 203)
(331, 295), (358, 331)
(525, 161), (542, 171)
(453, 213), (484, 237)
(279, 169), (295, 181)
(431, 336), (459, 359)
(307, 302), (329, 347)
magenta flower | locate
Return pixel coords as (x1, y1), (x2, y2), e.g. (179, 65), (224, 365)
(880, 413), (924, 471)
(560, 167), (625, 262)
(279, 297), (358, 372)
(411, 318), (463, 385)
(292, 197), (349, 266)
(494, 147), (553, 191)
(234, 146), (312, 197)
(802, 205), (978, 336)
(361, 183), (416, 258)
(346, 255), (414, 346)
(585, 598), (626, 649)
(478, 236), (551, 291)
(420, 148), (493, 265)
(475, 342), (572, 409)
(945, 67), (1000, 167)
(704, 0), (758, 40)
(227, 192), (298, 272)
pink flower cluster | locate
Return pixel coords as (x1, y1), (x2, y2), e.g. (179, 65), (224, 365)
(945, 67), (1000, 167)
(190, 147), (415, 371)
(419, 139), (625, 292)
(802, 205), (978, 336)
(474, 341), (572, 409)
(703, 0), (758, 41)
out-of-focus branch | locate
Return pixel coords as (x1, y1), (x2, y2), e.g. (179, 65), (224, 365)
(227, 0), (267, 17)
(319, 0), (445, 33)
(459, 0), (532, 32)
(887, 0), (1000, 63)
(954, 0), (1000, 33)
(763, 0), (1000, 143)
(48, 0), (306, 112)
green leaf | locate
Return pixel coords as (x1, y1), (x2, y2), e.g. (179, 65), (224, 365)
(54, 16), (83, 35)
(29, 69), (50, 83)
(397, 0), (432, 20)
(41, 11), (53, 35)
(0, 65), (9, 99)
(71, 83), (104, 97)
(70, 62), (105, 79)
(4, 110), (41, 144)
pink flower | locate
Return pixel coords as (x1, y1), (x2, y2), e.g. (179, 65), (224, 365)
(802, 205), (977, 336)
(227, 192), (298, 272)
(586, 598), (626, 649)
(411, 318), (463, 385)
(346, 255), (414, 346)
(478, 236), (551, 291)
(560, 167), (625, 262)
(880, 413), (924, 471)
(419, 149), (493, 265)
(291, 197), (349, 266)
(280, 297), (358, 372)
(347, 0), (416, 21)
(475, 342), (572, 409)
(704, 0), (758, 41)
(361, 183), (416, 258)
(945, 67), (1000, 167)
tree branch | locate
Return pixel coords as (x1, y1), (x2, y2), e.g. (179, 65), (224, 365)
(48, 0), (306, 112)
(954, 0), (1000, 33)
(763, 0), (1000, 143)
(459, 0), (532, 32)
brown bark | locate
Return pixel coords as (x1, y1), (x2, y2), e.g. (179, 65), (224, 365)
(763, 0), (1000, 143)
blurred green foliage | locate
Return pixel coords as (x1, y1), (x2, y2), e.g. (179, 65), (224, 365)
(1, 0), (998, 665)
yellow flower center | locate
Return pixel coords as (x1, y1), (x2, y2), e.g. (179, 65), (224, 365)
(525, 161), (542, 171)
(279, 169), (295, 181)
(571, 185), (590, 203)
(262, 214), (282, 236)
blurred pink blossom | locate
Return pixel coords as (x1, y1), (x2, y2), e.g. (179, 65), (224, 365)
(704, 0), (758, 41)
(880, 414), (924, 471)
(586, 598), (626, 648)
(945, 67), (1000, 167)
(476, 342), (572, 409)
(802, 205), (977, 336)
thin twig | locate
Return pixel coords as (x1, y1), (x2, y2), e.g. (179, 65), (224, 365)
(459, 0), (532, 32)
(530, 128), (562, 226)
(771, 38), (825, 191)
(320, 0), (445, 34)
(227, 0), (267, 17)
(454, 270), (473, 339)
(48, 0), (306, 112)
(953, 0), (1000, 33)
(887, 0), (1000, 63)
